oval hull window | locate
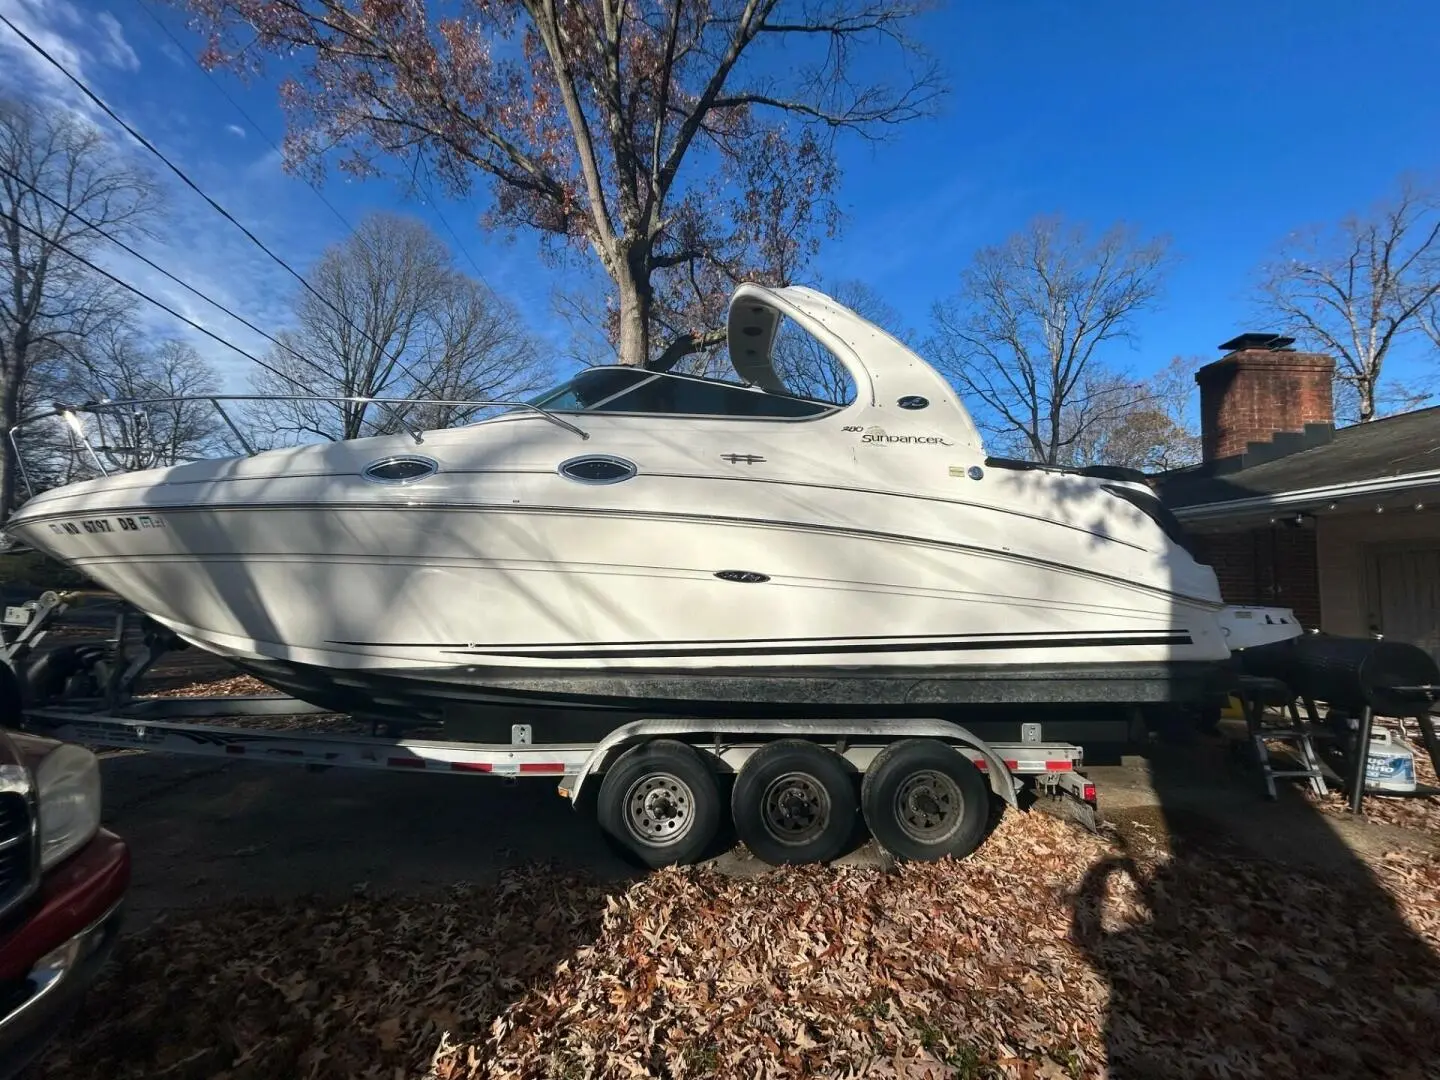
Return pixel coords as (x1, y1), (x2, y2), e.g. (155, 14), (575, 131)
(362, 456), (438, 484)
(558, 455), (638, 484)
(897, 395), (929, 410)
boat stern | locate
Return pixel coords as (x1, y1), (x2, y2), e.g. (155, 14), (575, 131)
(1218, 605), (1305, 651)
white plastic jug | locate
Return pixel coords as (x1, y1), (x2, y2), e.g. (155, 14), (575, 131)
(1366, 729), (1417, 793)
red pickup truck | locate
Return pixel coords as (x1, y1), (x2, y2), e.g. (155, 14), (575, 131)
(0, 670), (129, 1079)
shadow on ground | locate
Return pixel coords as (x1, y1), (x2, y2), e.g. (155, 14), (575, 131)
(1072, 733), (1440, 1078)
(40, 865), (623, 1080)
(36, 755), (639, 1080)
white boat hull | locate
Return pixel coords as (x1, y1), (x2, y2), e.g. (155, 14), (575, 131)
(7, 472), (1232, 718)
(4, 283), (1301, 729)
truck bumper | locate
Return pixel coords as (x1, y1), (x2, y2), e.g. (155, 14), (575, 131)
(0, 831), (129, 1080)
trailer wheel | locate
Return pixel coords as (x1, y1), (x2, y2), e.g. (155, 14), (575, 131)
(730, 739), (857, 866)
(861, 738), (989, 862)
(22, 643), (108, 705)
(0, 661), (22, 728)
(596, 740), (721, 869)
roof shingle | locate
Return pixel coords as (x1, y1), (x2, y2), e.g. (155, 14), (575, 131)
(1155, 406), (1440, 509)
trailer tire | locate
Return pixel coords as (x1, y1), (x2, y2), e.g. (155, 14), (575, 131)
(861, 738), (989, 862)
(21, 643), (108, 705)
(0, 661), (22, 728)
(596, 740), (721, 869)
(731, 739), (857, 866)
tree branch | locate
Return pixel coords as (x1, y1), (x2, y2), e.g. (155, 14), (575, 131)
(646, 326), (728, 371)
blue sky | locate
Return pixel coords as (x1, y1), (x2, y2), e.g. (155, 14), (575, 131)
(3, 0), (1438, 406)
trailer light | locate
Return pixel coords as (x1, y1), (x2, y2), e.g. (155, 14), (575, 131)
(1083, 783), (1097, 803)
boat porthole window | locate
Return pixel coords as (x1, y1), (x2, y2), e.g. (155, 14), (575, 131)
(897, 395), (929, 410)
(362, 456), (439, 484)
(558, 455), (638, 484)
(967, 465), (984, 480)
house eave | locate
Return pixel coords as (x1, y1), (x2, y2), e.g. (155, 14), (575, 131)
(1171, 468), (1440, 525)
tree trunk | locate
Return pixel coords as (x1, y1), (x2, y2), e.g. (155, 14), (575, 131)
(0, 370), (22, 527)
(614, 250), (653, 367)
(1358, 379), (1377, 423)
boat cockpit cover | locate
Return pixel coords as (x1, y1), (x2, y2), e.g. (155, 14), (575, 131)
(726, 283), (985, 454)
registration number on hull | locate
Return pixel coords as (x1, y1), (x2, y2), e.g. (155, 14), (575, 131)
(46, 515), (168, 535)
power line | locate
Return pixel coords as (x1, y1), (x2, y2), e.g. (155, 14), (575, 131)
(137, 1), (501, 302)
(132, 0), (359, 243)
(0, 162), (354, 398)
(4, 211), (310, 394)
(0, 10), (442, 404)
(415, 154), (499, 295)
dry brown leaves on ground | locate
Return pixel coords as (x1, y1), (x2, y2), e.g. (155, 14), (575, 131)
(139, 674), (364, 732)
(144, 674), (281, 698)
(39, 811), (1440, 1080)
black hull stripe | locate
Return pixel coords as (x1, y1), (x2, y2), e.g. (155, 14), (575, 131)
(451, 633), (1193, 660)
(327, 628), (1191, 649)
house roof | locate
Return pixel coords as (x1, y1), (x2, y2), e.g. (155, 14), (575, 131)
(1156, 405), (1440, 509)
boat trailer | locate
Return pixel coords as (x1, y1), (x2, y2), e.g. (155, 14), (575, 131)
(1, 590), (1101, 867)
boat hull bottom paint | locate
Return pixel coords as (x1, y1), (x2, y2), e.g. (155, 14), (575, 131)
(224, 653), (1230, 739)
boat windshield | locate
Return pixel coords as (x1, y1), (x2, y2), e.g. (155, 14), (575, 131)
(523, 367), (836, 419)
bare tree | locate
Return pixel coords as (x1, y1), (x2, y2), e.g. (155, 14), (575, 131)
(65, 332), (225, 472)
(17, 329), (228, 488)
(175, 0), (940, 370)
(1256, 179), (1440, 423)
(1059, 357), (1200, 471)
(391, 275), (551, 431)
(1415, 282), (1440, 399)
(0, 97), (156, 518)
(249, 212), (547, 442)
(927, 216), (1171, 465)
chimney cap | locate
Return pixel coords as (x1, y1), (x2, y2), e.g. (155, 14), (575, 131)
(1218, 332), (1296, 353)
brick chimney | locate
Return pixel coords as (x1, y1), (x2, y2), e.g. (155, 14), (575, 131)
(1195, 333), (1335, 464)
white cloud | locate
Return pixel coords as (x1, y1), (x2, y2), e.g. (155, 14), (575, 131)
(0, 0), (96, 112)
(113, 174), (336, 392)
(243, 144), (284, 181)
(225, 123), (246, 139)
(0, 3), (138, 117)
(0, 1), (315, 388)
(95, 12), (138, 72)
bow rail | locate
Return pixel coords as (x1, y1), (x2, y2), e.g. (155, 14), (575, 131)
(6, 393), (588, 497)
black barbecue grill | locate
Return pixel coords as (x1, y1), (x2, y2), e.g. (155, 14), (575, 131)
(1238, 632), (1440, 812)
(1239, 634), (1440, 718)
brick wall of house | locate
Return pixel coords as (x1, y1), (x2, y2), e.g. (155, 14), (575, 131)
(1191, 525), (1322, 629)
